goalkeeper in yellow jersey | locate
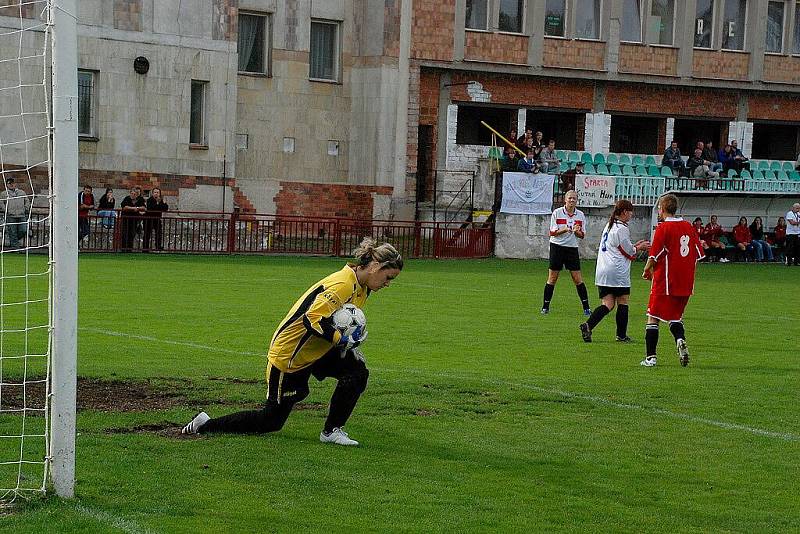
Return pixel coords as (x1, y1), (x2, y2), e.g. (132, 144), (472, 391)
(181, 238), (403, 446)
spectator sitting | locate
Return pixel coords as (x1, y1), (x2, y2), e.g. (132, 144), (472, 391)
(748, 216), (773, 262)
(704, 214), (729, 262)
(97, 187), (116, 228)
(692, 217), (710, 260)
(772, 216), (786, 262)
(501, 145), (520, 172)
(701, 140), (723, 174)
(730, 140), (750, 172)
(560, 161), (584, 193)
(538, 139), (559, 173)
(662, 140), (686, 175)
(718, 143), (736, 175)
(687, 148), (719, 187)
(517, 149), (539, 173)
(732, 216), (754, 261)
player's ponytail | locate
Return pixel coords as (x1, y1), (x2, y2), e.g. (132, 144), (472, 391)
(353, 237), (404, 271)
(607, 199), (634, 231)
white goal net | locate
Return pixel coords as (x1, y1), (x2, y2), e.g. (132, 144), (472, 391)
(0, 0), (76, 503)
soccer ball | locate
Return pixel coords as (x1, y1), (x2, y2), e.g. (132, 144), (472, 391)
(331, 304), (366, 338)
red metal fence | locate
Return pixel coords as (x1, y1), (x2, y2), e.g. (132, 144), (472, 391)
(76, 211), (494, 259)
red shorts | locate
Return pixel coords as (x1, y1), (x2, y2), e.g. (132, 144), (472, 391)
(647, 294), (690, 322)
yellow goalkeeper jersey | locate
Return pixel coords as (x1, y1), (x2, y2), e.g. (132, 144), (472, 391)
(267, 265), (369, 373)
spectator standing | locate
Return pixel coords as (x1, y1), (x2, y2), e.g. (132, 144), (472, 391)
(143, 187), (168, 252)
(703, 214), (728, 262)
(120, 187), (146, 251)
(78, 185), (95, 244)
(732, 216), (754, 261)
(786, 203), (800, 266)
(516, 128), (534, 154)
(772, 216), (787, 262)
(539, 140), (559, 173)
(702, 140), (723, 174)
(541, 190), (591, 316)
(560, 161), (584, 193)
(97, 188), (116, 229)
(748, 216), (773, 262)
(662, 141), (685, 175)
(0, 177), (29, 250)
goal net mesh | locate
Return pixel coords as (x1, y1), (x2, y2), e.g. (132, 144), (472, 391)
(0, 0), (53, 503)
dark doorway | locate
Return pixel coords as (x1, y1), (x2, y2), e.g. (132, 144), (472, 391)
(672, 119), (725, 156)
(751, 123), (800, 160)
(524, 110), (580, 150)
(455, 105), (515, 146)
(416, 125), (434, 202)
(610, 115), (660, 154)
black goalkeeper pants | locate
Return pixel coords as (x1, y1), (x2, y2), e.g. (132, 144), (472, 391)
(200, 347), (369, 434)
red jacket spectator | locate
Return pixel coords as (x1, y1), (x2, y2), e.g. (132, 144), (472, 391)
(773, 217), (786, 245)
(703, 216), (724, 245)
(733, 219), (752, 245)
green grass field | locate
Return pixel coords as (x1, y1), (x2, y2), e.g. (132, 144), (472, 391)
(1, 254), (799, 533)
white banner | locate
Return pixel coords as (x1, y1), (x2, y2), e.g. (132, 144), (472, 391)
(500, 172), (554, 215)
(576, 175), (615, 207)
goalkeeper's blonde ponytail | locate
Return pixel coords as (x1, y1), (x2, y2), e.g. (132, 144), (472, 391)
(353, 237), (404, 270)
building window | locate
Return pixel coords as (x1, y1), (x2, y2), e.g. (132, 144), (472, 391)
(544, 0), (566, 37)
(694, 0), (714, 48)
(765, 1), (785, 53)
(238, 13), (269, 74)
(190, 80), (206, 145)
(466, 0), (489, 30)
(721, 0), (747, 50)
(574, 0), (601, 39)
(794, 1), (800, 54)
(620, 0), (642, 42)
(310, 20), (339, 81)
(649, 0), (675, 45)
(498, 0), (524, 33)
(77, 70), (95, 138)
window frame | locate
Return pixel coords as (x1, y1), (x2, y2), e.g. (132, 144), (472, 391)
(720, 0), (748, 51)
(237, 11), (271, 76)
(77, 69), (97, 140)
(466, 0), (491, 31)
(765, 0), (786, 54)
(572, 0), (603, 41)
(544, 0), (568, 38)
(693, 0), (717, 49)
(309, 19), (341, 83)
(619, 0), (644, 43)
(793, 1), (800, 55)
(189, 80), (208, 147)
(497, 0), (526, 34)
(648, 0), (677, 46)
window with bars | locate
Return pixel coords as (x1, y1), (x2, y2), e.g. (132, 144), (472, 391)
(77, 70), (95, 138)
(310, 20), (339, 81)
(190, 80), (207, 145)
(238, 13), (269, 74)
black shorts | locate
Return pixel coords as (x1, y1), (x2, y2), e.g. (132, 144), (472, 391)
(549, 243), (581, 272)
(598, 286), (631, 298)
(267, 346), (367, 405)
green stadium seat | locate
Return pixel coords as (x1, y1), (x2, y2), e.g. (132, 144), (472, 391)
(596, 163), (610, 175)
(488, 146), (503, 159)
(635, 165), (648, 176)
(622, 165), (635, 176)
(782, 161), (794, 172)
(751, 169), (764, 180)
(593, 153), (605, 165)
(728, 169), (739, 178)
(777, 170), (789, 180)
(758, 160), (770, 171)
(739, 169), (751, 179)
(568, 152), (580, 163)
(559, 161), (570, 173)
(609, 164), (622, 175)
(648, 166), (661, 177)
(618, 154), (631, 166)
(606, 153), (618, 165)
(632, 155), (644, 166)
(581, 152), (594, 164)
(556, 149), (566, 161)
(789, 171), (800, 181)
(660, 166), (674, 177)
(764, 170), (777, 180)
(644, 155), (656, 166)
(583, 163), (596, 174)
(770, 161), (782, 172)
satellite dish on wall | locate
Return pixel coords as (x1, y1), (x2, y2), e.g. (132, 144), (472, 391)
(133, 56), (149, 75)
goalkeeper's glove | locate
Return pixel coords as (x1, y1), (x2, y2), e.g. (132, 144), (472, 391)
(339, 325), (368, 351)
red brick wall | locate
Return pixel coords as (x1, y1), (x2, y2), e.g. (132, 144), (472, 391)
(464, 31), (528, 64)
(113, 0), (142, 31)
(618, 44), (678, 76)
(605, 83), (738, 118)
(274, 183), (394, 220)
(449, 73), (594, 110)
(657, 118), (667, 151)
(411, 0), (455, 61)
(543, 39), (605, 71)
(748, 93), (800, 122)
(762, 55), (800, 85)
(575, 115), (585, 151)
(692, 50), (749, 80)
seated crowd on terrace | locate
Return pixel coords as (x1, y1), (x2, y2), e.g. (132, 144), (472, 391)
(691, 214), (794, 264)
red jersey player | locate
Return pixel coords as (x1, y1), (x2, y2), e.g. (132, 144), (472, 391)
(641, 194), (704, 367)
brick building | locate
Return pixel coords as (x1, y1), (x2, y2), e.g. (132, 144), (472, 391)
(1, 1), (799, 222)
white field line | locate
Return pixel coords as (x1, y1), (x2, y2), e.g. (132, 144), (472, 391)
(73, 503), (158, 534)
(80, 327), (800, 442)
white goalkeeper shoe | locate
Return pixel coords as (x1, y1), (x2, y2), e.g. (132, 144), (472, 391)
(320, 427), (359, 446)
(181, 411), (210, 434)
(640, 355), (658, 367)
